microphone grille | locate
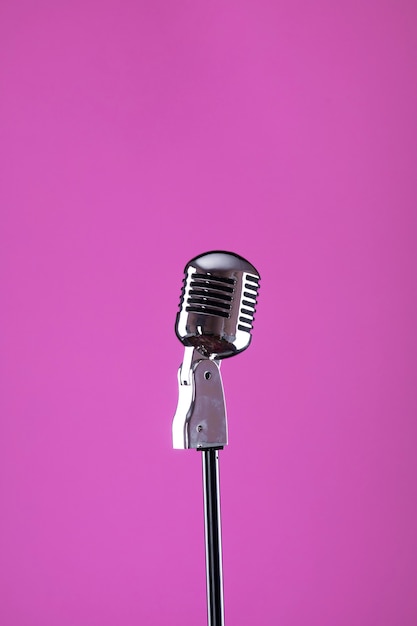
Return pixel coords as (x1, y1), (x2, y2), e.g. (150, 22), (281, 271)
(237, 274), (260, 332)
(176, 251), (260, 358)
(180, 272), (236, 319)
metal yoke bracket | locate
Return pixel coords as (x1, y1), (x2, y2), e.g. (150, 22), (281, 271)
(173, 347), (228, 450)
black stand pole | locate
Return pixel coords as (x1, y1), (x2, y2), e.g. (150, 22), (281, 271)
(201, 448), (225, 626)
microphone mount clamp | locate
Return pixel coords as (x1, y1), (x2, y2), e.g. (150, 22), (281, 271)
(172, 346), (228, 450)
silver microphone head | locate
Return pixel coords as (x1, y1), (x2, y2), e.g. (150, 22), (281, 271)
(175, 251), (260, 359)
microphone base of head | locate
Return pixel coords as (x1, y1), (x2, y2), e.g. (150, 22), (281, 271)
(179, 334), (238, 360)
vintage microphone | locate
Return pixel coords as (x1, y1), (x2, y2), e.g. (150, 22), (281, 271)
(172, 251), (260, 626)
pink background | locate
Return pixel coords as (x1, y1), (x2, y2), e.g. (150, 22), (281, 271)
(1, 1), (416, 624)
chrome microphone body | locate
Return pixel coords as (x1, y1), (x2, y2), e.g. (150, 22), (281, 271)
(173, 251), (260, 450)
(176, 251), (260, 359)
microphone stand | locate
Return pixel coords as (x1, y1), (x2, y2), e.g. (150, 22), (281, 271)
(173, 347), (228, 626)
(201, 447), (224, 626)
